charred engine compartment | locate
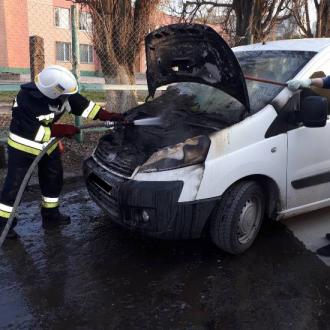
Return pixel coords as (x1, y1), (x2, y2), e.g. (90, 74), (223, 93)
(94, 85), (244, 177)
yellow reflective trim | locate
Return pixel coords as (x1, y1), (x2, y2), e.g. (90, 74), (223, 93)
(8, 138), (58, 156)
(46, 141), (58, 155)
(42, 201), (59, 208)
(42, 127), (51, 142)
(0, 210), (10, 219)
(8, 138), (40, 156)
(88, 104), (101, 120)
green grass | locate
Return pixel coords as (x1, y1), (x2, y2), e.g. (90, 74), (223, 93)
(0, 92), (16, 103)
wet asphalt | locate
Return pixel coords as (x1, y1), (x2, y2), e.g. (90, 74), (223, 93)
(1, 179), (330, 330)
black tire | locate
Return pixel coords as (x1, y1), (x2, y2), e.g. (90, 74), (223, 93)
(210, 180), (265, 255)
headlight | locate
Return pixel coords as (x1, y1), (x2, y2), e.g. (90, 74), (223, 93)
(139, 135), (210, 173)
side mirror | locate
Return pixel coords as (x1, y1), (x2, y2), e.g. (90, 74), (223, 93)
(300, 96), (328, 128)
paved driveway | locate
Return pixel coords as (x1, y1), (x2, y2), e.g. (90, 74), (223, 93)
(0, 180), (329, 329)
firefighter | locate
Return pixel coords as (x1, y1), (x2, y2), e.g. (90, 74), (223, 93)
(0, 65), (124, 238)
(288, 76), (330, 257)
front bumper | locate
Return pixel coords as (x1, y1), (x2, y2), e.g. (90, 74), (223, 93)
(83, 157), (217, 239)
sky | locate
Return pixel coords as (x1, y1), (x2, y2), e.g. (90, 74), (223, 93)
(163, 0), (318, 24)
(309, 0), (317, 23)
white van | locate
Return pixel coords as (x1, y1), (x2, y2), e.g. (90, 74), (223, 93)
(84, 24), (330, 254)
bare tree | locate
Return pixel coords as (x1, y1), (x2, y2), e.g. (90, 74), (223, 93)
(165, 0), (292, 45)
(291, 0), (330, 37)
(71, 0), (161, 112)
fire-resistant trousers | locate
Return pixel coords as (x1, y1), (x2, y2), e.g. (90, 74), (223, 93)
(0, 145), (63, 226)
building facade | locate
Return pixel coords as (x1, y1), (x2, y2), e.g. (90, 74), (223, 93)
(0, 0), (99, 76)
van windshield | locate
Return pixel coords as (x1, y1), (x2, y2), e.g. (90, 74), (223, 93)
(160, 50), (316, 124)
(236, 50), (316, 113)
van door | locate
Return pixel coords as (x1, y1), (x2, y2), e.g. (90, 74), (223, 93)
(287, 66), (330, 210)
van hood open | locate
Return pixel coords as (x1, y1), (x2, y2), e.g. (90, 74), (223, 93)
(145, 23), (250, 111)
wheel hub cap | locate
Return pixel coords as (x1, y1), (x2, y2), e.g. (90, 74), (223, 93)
(238, 197), (261, 244)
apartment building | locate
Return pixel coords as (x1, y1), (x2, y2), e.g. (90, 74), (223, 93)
(0, 0), (99, 76)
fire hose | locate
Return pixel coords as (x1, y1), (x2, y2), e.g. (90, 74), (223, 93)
(244, 75), (288, 87)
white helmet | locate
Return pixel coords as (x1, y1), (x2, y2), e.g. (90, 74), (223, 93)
(35, 65), (78, 99)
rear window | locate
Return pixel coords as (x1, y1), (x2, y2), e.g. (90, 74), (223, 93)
(235, 50), (316, 112)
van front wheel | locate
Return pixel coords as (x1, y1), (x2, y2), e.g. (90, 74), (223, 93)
(210, 181), (265, 254)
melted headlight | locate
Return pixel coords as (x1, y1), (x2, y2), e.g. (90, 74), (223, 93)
(139, 135), (210, 173)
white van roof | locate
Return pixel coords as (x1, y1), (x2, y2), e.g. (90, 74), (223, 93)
(233, 38), (330, 53)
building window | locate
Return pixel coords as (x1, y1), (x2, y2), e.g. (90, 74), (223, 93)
(80, 44), (93, 63)
(56, 42), (72, 62)
(79, 12), (92, 32)
(54, 7), (70, 29)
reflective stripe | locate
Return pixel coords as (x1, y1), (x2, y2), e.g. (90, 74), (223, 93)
(42, 196), (59, 208)
(8, 138), (40, 156)
(36, 126), (51, 142)
(81, 101), (95, 118)
(9, 132), (44, 150)
(88, 104), (101, 120)
(35, 126), (46, 142)
(42, 202), (58, 208)
(46, 140), (58, 155)
(0, 210), (10, 219)
(37, 113), (55, 122)
(42, 197), (59, 203)
(0, 203), (13, 213)
(13, 98), (18, 108)
(8, 133), (58, 156)
(0, 204), (13, 219)
(42, 127), (51, 142)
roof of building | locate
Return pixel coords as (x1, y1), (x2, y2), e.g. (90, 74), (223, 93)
(233, 38), (330, 53)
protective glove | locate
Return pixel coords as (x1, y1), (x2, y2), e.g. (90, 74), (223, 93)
(287, 79), (312, 91)
(51, 124), (80, 138)
(97, 109), (125, 121)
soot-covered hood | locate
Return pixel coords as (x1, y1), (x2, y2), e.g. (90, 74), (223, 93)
(145, 23), (250, 111)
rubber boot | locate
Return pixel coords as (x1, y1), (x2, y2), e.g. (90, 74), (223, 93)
(0, 217), (19, 240)
(41, 207), (71, 230)
(317, 244), (330, 257)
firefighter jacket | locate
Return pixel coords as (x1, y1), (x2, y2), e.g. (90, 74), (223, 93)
(8, 83), (101, 156)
